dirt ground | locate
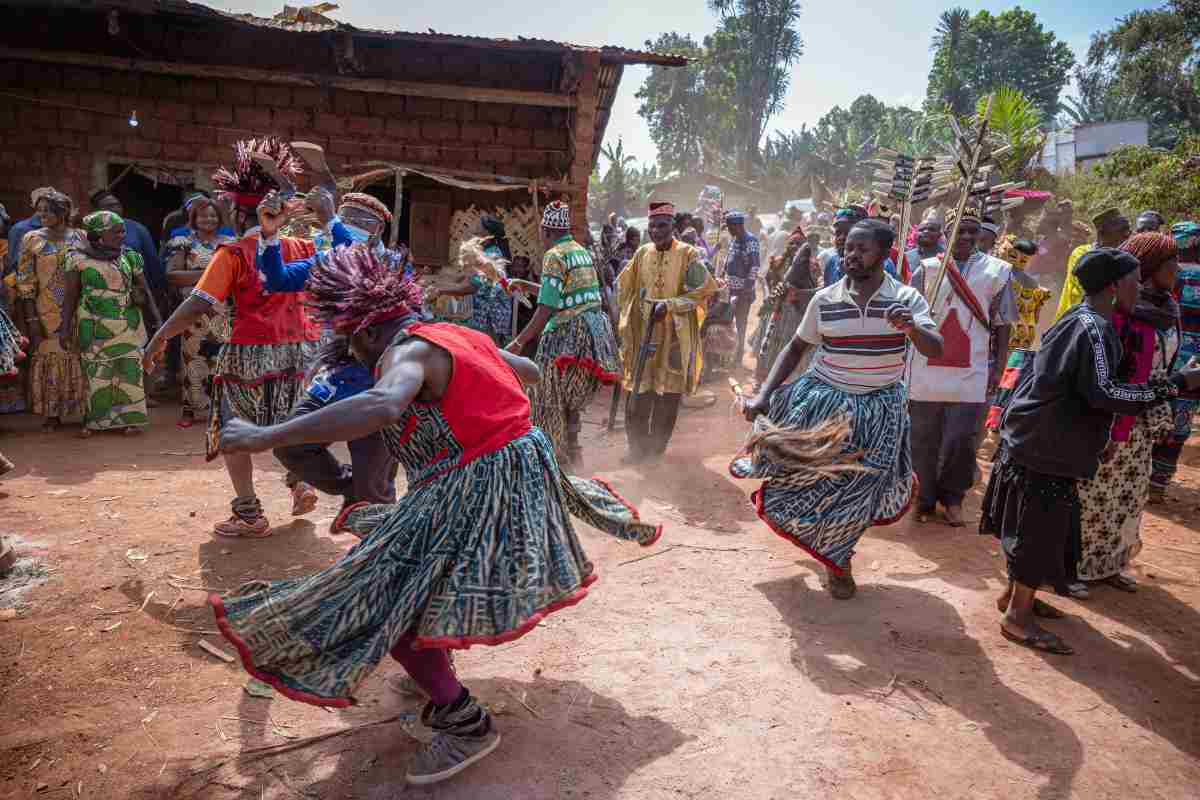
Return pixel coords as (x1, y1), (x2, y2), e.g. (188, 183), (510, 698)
(1, 386), (1198, 800)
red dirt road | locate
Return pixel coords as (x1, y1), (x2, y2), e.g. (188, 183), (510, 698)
(1, 392), (1198, 800)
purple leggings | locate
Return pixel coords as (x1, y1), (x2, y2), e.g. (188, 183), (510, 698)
(390, 634), (462, 705)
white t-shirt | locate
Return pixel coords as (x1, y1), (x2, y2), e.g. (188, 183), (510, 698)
(798, 273), (935, 394)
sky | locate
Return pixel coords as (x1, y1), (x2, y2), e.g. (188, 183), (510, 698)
(206, 1), (1156, 168)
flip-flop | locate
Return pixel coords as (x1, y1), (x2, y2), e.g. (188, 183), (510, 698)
(1105, 574), (1138, 593)
(1000, 625), (1074, 655)
(176, 417), (195, 429)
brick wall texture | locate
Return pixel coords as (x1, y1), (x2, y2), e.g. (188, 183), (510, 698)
(0, 59), (579, 223)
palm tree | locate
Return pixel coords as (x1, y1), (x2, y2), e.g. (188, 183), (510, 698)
(599, 138), (639, 218)
(929, 8), (973, 115)
(977, 87), (1047, 182)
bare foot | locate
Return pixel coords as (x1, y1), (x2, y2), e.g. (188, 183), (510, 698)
(943, 504), (966, 527)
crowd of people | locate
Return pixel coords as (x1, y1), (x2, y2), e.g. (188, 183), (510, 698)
(1, 134), (1199, 784)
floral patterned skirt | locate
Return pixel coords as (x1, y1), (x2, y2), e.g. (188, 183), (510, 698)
(29, 344), (86, 420)
(180, 307), (231, 416)
(1076, 418), (1151, 581)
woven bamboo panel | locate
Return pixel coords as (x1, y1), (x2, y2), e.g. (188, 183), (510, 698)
(448, 204), (544, 271)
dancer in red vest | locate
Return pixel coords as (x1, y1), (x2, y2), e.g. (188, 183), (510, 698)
(145, 138), (319, 536)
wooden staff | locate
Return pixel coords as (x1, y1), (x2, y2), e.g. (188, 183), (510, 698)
(927, 95), (995, 317)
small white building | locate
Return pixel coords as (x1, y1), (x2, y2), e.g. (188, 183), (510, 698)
(1041, 120), (1150, 174)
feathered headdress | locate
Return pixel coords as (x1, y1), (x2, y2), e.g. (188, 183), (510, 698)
(211, 137), (304, 211)
(306, 243), (422, 335)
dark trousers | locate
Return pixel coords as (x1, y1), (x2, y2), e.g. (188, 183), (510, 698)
(732, 293), (754, 364)
(625, 392), (682, 458)
(909, 400), (986, 510)
(274, 393), (399, 506)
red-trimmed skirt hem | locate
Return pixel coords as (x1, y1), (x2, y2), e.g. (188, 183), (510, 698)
(412, 571), (599, 650)
(750, 473), (917, 574)
(210, 572), (603, 705)
(589, 476), (664, 547)
(551, 354), (620, 384)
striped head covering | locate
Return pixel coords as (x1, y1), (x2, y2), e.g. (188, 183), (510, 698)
(1171, 221), (1200, 251)
(946, 205), (982, 227)
(339, 192), (392, 223)
(541, 200), (570, 230)
(82, 210), (124, 235)
(1120, 232), (1178, 280)
(833, 205), (867, 224)
(649, 201), (676, 219)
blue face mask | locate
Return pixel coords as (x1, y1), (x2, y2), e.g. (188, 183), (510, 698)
(344, 223), (373, 243)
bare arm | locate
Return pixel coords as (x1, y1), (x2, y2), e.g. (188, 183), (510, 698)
(220, 341), (430, 453)
(498, 348), (540, 384)
(142, 294), (211, 370)
(60, 271), (82, 349)
(136, 273), (163, 329)
(507, 304), (552, 353)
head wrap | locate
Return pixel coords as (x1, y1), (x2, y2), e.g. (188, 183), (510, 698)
(1171, 221), (1200, 251)
(1073, 248), (1140, 294)
(211, 137), (303, 211)
(1136, 210), (1164, 228)
(996, 235), (1037, 270)
(480, 213), (506, 239)
(82, 210), (124, 235)
(833, 205), (867, 224)
(541, 200), (570, 230)
(339, 192), (392, 224)
(1120, 232), (1178, 281)
(980, 220), (1000, 235)
(183, 192), (209, 211)
(649, 201), (676, 219)
(724, 210), (747, 225)
(30, 187), (56, 207)
(1121, 233), (1180, 330)
(306, 243), (422, 335)
(37, 190), (72, 220)
(1092, 208), (1123, 230)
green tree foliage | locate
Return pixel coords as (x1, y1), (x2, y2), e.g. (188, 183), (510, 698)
(977, 86), (1047, 182)
(707, 0), (804, 175)
(1053, 136), (1200, 224)
(1075, 1), (1200, 147)
(635, 32), (735, 176)
(597, 138), (639, 218)
(926, 7), (1074, 122)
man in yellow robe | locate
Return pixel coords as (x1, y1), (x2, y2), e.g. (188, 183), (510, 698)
(617, 201), (717, 462)
(1054, 207), (1131, 322)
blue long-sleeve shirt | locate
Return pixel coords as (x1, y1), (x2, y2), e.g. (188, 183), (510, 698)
(123, 218), (164, 294)
(255, 219), (354, 293)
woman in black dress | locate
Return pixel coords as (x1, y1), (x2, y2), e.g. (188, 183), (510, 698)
(983, 248), (1200, 654)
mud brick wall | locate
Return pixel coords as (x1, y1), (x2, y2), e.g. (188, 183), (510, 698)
(0, 58), (575, 226)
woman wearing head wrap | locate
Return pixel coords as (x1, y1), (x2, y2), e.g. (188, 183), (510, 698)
(1150, 222), (1200, 501)
(1068, 233), (1181, 595)
(985, 237), (1053, 431)
(14, 190), (87, 431)
(163, 194), (236, 427)
(62, 211), (162, 436)
(982, 248), (1200, 654)
(144, 138), (320, 537)
(211, 243), (657, 784)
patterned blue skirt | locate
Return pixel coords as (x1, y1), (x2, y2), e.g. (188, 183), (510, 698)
(212, 427), (659, 707)
(730, 376), (915, 572)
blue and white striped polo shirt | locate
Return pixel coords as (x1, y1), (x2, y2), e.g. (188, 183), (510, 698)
(797, 273), (934, 394)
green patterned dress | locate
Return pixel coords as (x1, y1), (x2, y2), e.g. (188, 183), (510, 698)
(66, 248), (149, 431)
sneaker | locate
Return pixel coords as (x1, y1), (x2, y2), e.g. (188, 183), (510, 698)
(213, 515), (272, 538)
(406, 694), (501, 785)
(291, 482), (319, 516)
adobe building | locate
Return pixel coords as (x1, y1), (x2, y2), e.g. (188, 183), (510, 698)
(0, 0), (683, 264)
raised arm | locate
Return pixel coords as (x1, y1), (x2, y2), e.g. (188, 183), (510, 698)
(1073, 314), (1194, 414)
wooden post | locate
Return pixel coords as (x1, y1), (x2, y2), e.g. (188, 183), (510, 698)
(389, 168), (404, 248)
(567, 51), (601, 241)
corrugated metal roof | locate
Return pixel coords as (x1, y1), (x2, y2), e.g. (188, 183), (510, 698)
(101, 0), (689, 65)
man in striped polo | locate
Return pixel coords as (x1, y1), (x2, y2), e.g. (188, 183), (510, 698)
(739, 219), (943, 599)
